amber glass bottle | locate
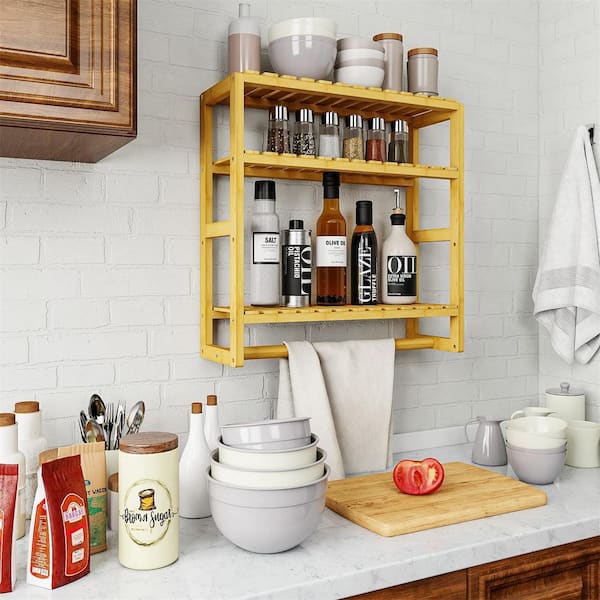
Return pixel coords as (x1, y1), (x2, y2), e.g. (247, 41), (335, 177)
(316, 172), (347, 305)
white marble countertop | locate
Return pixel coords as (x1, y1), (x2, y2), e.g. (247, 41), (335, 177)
(13, 443), (600, 600)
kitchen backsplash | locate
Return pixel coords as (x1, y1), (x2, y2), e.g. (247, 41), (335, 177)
(0, 0), (597, 447)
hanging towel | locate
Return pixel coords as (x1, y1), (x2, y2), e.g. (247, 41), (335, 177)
(277, 339), (395, 480)
(533, 125), (600, 364)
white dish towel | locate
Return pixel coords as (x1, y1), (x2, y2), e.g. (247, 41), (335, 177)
(276, 339), (395, 480)
(533, 125), (600, 364)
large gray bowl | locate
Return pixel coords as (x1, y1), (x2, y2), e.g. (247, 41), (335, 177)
(268, 35), (336, 80)
(220, 417), (311, 450)
(207, 464), (330, 554)
(507, 444), (566, 485)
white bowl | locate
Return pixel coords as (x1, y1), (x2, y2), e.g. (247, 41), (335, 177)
(336, 48), (384, 63)
(336, 37), (383, 52)
(334, 65), (384, 87)
(504, 416), (568, 439)
(268, 17), (336, 44)
(217, 434), (319, 470)
(505, 428), (567, 450)
(210, 448), (326, 489)
(221, 417), (311, 450)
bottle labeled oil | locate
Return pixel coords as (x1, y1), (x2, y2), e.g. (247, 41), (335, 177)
(281, 220), (312, 307)
(316, 172), (347, 305)
(351, 201), (378, 305)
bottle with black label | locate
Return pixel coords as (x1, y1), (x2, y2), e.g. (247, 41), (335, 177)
(316, 172), (347, 305)
(281, 220), (311, 307)
(381, 189), (417, 304)
(351, 201), (378, 305)
(250, 180), (279, 306)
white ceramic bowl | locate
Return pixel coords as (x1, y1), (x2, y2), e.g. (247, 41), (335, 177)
(210, 448), (326, 489)
(504, 416), (568, 439)
(334, 65), (384, 87)
(336, 37), (383, 52)
(504, 428), (567, 450)
(336, 48), (384, 63)
(221, 417), (311, 450)
(268, 35), (337, 79)
(268, 17), (337, 44)
(217, 434), (319, 470)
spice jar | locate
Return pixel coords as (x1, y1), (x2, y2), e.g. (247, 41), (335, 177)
(366, 117), (386, 161)
(373, 33), (403, 91)
(343, 114), (364, 160)
(265, 105), (291, 153)
(293, 108), (316, 156)
(118, 432), (179, 570)
(388, 119), (409, 163)
(407, 47), (439, 96)
(318, 112), (341, 158)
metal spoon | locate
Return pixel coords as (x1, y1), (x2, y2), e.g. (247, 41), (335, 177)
(85, 419), (105, 445)
(88, 394), (106, 425)
(126, 401), (145, 435)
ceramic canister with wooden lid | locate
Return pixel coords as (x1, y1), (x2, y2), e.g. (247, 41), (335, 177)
(407, 47), (439, 96)
(118, 432), (179, 570)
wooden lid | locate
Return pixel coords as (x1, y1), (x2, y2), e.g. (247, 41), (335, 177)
(119, 432), (178, 455)
(373, 32), (403, 42)
(0, 413), (15, 426)
(108, 472), (119, 492)
(14, 401), (40, 413)
(408, 47), (438, 57)
(206, 394), (217, 406)
(192, 402), (202, 414)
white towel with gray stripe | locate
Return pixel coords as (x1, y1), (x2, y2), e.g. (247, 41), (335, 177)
(533, 125), (600, 364)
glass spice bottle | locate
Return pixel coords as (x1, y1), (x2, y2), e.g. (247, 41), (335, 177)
(293, 108), (316, 156)
(366, 117), (386, 161)
(343, 114), (364, 160)
(318, 112), (341, 158)
(388, 119), (409, 163)
(265, 105), (291, 153)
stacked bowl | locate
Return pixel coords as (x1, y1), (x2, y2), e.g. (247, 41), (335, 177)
(208, 417), (329, 553)
(503, 416), (568, 484)
(268, 18), (337, 80)
(334, 37), (385, 87)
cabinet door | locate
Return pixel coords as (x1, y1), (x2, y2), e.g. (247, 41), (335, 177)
(468, 537), (600, 600)
(0, 0), (136, 161)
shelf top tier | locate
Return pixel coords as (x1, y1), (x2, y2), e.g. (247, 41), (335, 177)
(202, 71), (463, 123)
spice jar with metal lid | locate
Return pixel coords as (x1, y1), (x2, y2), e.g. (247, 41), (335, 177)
(373, 33), (403, 91)
(118, 432), (179, 570)
(343, 114), (364, 160)
(293, 108), (316, 156)
(265, 105), (291, 154)
(366, 117), (386, 161)
(388, 120), (409, 163)
(407, 47), (439, 96)
(318, 112), (341, 158)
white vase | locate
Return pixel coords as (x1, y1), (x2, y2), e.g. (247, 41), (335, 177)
(179, 403), (211, 518)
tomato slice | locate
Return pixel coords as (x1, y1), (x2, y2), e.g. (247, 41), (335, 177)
(392, 458), (445, 495)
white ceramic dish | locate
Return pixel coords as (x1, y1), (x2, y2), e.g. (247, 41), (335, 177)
(336, 37), (383, 51)
(268, 17), (336, 44)
(217, 434), (319, 470)
(221, 417), (311, 450)
(504, 416), (567, 439)
(210, 448), (326, 489)
(504, 428), (567, 450)
(334, 65), (384, 87)
(336, 48), (384, 63)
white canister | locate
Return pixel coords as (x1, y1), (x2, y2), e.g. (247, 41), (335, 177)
(118, 432), (179, 570)
(407, 47), (439, 96)
(0, 413), (26, 539)
(545, 382), (585, 422)
(566, 420), (600, 468)
(108, 473), (119, 532)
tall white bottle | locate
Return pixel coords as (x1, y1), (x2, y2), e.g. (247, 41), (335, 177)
(14, 401), (47, 520)
(204, 394), (220, 452)
(0, 413), (26, 538)
(381, 190), (417, 304)
(179, 403), (211, 518)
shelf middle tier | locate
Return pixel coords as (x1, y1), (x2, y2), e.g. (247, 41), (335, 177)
(212, 151), (458, 185)
(212, 303), (458, 324)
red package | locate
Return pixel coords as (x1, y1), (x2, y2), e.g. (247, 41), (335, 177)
(0, 464), (18, 593)
(27, 455), (90, 589)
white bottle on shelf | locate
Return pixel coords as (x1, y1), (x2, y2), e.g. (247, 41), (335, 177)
(0, 413), (26, 538)
(381, 189), (417, 304)
(179, 403), (211, 518)
(14, 401), (47, 520)
(204, 394), (220, 452)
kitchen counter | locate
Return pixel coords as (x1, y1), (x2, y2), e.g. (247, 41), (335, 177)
(13, 443), (600, 599)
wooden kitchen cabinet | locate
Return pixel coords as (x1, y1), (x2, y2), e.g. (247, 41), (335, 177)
(345, 537), (600, 600)
(0, 0), (136, 162)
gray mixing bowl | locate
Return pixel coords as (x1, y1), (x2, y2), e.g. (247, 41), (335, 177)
(507, 444), (566, 485)
(268, 35), (336, 79)
(207, 465), (330, 554)
(220, 417), (311, 450)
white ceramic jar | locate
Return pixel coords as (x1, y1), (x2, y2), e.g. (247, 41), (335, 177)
(407, 47), (439, 96)
(118, 432), (179, 570)
(0, 413), (26, 538)
(545, 382), (585, 422)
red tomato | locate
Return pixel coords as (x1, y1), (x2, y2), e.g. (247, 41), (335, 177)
(392, 458), (445, 495)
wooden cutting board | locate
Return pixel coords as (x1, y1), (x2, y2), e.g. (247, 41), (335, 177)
(326, 462), (547, 537)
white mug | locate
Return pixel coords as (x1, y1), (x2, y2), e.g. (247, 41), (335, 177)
(510, 407), (555, 419)
(566, 420), (600, 468)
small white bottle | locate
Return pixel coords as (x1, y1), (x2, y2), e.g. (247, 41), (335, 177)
(251, 180), (280, 306)
(228, 3), (261, 74)
(179, 403), (211, 518)
(14, 401), (47, 520)
(204, 394), (220, 452)
(0, 413), (26, 539)
(381, 189), (417, 304)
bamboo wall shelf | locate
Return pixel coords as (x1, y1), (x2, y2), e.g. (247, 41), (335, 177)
(200, 72), (464, 367)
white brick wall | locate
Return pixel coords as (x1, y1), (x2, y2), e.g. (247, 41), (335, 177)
(0, 0), (545, 446)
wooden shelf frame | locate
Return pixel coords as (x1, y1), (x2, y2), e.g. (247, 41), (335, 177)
(200, 72), (464, 366)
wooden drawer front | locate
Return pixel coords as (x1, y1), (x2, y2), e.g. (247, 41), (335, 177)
(468, 537), (600, 600)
